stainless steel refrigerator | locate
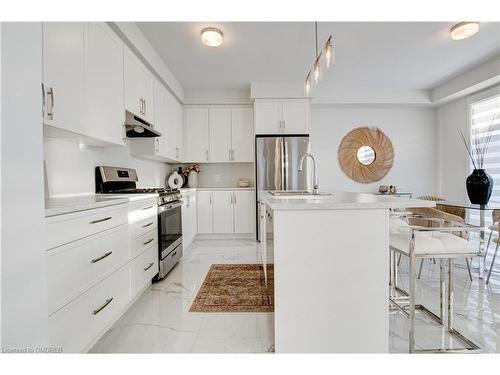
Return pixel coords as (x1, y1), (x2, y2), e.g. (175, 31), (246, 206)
(255, 135), (310, 239)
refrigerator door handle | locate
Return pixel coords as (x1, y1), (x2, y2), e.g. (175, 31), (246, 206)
(281, 137), (286, 191)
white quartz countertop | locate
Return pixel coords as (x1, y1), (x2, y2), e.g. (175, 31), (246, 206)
(260, 191), (436, 210)
(180, 187), (255, 191)
(45, 193), (158, 217)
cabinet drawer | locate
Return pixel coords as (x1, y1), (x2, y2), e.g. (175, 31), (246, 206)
(131, 246), (158, 295)
(49, 265), (131, 353)
(47, 224), (129, 314)
(128, 199), (157, 226)
(46, 204), (128, 249)
(131, 228), (158, 258)
(130, 215), (158, 240)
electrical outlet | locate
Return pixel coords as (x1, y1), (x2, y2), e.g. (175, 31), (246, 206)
(215, 174), (223, 183)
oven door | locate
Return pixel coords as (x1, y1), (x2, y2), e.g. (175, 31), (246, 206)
(158, 201), (183, 259)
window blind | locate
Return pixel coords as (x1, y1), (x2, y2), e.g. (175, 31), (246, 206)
(469, 92), (500, 228)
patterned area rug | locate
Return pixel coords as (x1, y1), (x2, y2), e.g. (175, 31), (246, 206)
(190, 264), (274, 313)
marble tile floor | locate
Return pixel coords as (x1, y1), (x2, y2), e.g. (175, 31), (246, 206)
(91, 239), (500, 353)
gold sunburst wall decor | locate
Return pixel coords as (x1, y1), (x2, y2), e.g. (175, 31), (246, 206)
(338, 127), (394, 184)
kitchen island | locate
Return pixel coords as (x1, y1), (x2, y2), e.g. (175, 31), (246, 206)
(258, 191), (435, 353)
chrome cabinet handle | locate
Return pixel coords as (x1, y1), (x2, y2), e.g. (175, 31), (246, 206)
(47, 87), (54, 120)
(89, 216), (112, 224)
(234, 193), (237, 204)
(141, 206), (154, 210)
(143, 238), (154, 245)
(41, 83), (46, 118)
(143, 262), (154, 271)
(90, 251), (112, 264)
(92, 297), (113, 315)
(206, 149), (209, 161)
(231, 150), (235, 160)
(209, 193), (212, 204)
(228, 149), (231, 160)
(142, 221), (154, 228)
(144, 99), (147, 115)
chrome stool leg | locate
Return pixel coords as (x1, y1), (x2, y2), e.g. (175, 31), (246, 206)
(484, 231), (493, 260)
(486, 240), (499, 285)
(439, 259), (446, 324)
(417, 258), (424, 279)
(465, 258), (473, 282)
(408, 240), (416, 353)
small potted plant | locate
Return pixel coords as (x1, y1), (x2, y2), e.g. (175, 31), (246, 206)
(182, 164), (201, 188)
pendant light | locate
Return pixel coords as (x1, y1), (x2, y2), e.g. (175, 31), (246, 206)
(304, 22), (334, 96)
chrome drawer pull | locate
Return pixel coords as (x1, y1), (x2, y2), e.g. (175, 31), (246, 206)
(141, 206), (154, 210)
(90, 251), (113, 263)
(144, 262), (155, 271)
(171, 251), (177, 258)
(92, 297), (113, 315)
(142, 222), (154, 228)
(89, 216), (112, 224)
(143, 238), (154, 246)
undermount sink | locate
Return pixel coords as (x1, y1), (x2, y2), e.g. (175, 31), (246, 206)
(269, 191), (333, 198)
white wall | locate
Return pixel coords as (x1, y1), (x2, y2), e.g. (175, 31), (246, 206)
(1, 23), (49, 348)
(310, 106), (437, 196)
(44, 137), (171, 197)
(436, 97), (469, 202)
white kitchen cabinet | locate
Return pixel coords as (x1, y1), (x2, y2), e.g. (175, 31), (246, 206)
(42, 22), (125, 146)
(184, 106), (253, 163)
(83, 23), (124, 145)
(196, 190), (255, 234)
(209, 108), (232, 162)
(212, 191), (234, 233)
(153, 79), (170, 158)
(254, 102), (281, 134)
(184, 107), (209, 162)
(196, 191), (213, 234)
(181, 189), (197, 249)
(231, 108), (254, 162)
(174, 98), (184, 160)
(42, 22), (85, 134)
(254, 99), (310, 135)
(233, 191), (255, 233)
(124, 46), (154, 123)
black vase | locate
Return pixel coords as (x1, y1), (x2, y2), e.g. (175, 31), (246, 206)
(466, 169), (493, 205)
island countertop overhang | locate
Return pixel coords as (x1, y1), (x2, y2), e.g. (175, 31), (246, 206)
(259, 191), (436, 211)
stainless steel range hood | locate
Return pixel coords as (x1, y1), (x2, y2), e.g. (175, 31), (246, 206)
(125, 111), (161, 138)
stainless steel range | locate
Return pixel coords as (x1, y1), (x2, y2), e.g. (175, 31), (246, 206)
(95, 166), (183, 279)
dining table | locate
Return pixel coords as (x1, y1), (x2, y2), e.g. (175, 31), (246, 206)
(438, 200), (500, 279)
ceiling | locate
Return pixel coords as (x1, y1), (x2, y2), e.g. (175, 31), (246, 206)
(137, 22), (500, 92)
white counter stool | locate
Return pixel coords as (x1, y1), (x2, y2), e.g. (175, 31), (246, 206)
(485, 210), (500, 285)
(389, 215), (481, 353)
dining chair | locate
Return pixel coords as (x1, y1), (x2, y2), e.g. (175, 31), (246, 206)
(485, 210), (500, 285)
(389, 213), (481, 353)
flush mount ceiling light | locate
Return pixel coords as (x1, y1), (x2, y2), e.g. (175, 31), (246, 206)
(450, 22), (479, 40)
(304, 22), (334, 96)
(201, 27), (223, 47)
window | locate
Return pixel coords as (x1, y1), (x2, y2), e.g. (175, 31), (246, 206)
(468, 92), (500, 227)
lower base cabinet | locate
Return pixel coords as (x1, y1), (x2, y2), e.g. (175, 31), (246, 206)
(49, 264), (131, 353)
(197, 190), (255, 234)
(131, 246), (158, 296)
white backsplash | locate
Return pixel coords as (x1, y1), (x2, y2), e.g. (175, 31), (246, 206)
(171, 163), (254, 188)
(43, 137), (171, 198)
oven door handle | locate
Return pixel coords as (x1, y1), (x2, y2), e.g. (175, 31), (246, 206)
(159, 200), (183, 211)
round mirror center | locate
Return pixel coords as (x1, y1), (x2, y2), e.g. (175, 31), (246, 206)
(357, 145), (376, 165)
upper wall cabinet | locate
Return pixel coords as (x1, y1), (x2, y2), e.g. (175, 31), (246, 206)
(129, 78), (183, 162)
(254, 99), (310, 135)
(84, 23), (124, 145)
(184, 106), (254, 163)
(43, 23), (85, 136)
(123, 46), (155, 124)
(42, 23), (125, 146)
